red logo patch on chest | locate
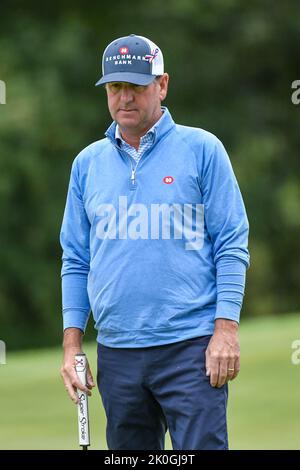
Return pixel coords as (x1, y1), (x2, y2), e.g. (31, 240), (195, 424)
(163, 176), (174, 184)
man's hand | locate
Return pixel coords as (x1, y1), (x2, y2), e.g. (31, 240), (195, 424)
(60, 328), (95, 404)
(205, 319), (240, 388)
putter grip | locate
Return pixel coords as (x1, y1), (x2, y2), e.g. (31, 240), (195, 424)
(75, 353), (90, 447)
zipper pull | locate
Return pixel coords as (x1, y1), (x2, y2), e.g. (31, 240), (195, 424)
(129, 168), (137, 190)
(131, 169), (135, 184)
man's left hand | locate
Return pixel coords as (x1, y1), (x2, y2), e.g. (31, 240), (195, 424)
(205, 319), (240, 388)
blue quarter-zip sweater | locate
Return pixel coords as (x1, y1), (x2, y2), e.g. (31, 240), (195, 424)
(60, 108), (250, 347)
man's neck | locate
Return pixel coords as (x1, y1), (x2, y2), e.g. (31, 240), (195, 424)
(119, 109), (163, 150)
(120, 131), (141, 150)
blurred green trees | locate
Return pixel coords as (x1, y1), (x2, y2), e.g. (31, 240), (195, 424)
(1, 0), (299, 349)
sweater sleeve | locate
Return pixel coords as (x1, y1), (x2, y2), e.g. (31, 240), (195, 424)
(60, 158), (91, 332)
(201, 137), (250, 323)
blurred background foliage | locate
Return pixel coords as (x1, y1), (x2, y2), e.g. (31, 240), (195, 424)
(0, 0), (299, 350)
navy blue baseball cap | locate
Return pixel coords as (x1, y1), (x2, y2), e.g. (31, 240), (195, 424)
(95, 34), (164, 86)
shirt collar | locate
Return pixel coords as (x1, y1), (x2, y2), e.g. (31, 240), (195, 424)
(105, 106), (175, 147)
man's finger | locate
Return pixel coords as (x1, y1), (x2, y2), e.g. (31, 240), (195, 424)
(68, 365), (92, 394)
(231, 357), (240, 380)
(72, 376), (92, 395)
(226, 361), (235, 381)
(86, 375), (95, 389)
(87, 366), (95, 387)
(61, 368), (79, 402)
(205, 350), (219, 387)
(209, 361), (220, 387)
(63, 366), (92, 395)
(65, 384), (79, 404)
(217, 363), (228, 387)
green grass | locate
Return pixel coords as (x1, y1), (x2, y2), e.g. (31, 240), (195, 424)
(0, 313), (299, 449)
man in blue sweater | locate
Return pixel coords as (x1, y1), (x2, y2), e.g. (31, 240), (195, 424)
(60, 34), (250, 450)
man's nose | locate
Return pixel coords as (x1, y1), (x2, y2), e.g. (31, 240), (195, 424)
(120, 85), (134, 102)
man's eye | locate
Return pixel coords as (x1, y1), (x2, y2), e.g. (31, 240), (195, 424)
(109, 83), (121, 92)
(134, 85), (145, 92)
(108, 83), (146, 93)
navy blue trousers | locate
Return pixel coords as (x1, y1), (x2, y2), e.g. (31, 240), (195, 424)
(97, 336), (228, 450)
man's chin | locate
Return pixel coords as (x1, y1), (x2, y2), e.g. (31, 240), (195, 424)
(116, 116), (140, 129)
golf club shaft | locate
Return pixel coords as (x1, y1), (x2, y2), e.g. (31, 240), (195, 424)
(75, 353), (90, 449)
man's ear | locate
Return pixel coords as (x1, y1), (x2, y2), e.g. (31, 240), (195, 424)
(159, 73), (169, 101)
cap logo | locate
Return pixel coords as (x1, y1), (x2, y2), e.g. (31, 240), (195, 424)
(145, 47), (159, 63)
(119, 46), (129, 54)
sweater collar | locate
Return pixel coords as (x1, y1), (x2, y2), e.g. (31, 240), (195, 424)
(105, 106), (175, 147)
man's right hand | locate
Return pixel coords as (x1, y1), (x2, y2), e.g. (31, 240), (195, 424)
(60, 328), (95, 404)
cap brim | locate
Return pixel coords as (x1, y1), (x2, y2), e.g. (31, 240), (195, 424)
(95, 72), (156, 87)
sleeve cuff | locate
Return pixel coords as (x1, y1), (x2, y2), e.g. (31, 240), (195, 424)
(215, 300), (241, 323)
(63, 308), (90, 332)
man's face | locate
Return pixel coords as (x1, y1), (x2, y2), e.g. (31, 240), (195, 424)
(105, 74), (169, 135)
